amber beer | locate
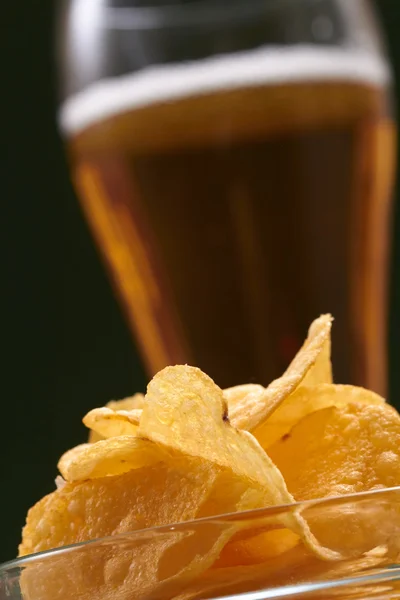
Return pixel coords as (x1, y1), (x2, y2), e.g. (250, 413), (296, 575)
(61, 46), (395, 393)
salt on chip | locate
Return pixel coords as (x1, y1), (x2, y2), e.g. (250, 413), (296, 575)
(255, 384), (385, 450)
(58, 436), (164, 482)
(269, 402), (400, 556)
(84, 407), (141, 440)
(139, 365), (338, 559)
(228, 314), (333, 432)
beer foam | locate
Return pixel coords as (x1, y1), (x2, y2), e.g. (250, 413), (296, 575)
(60, 45), (390, 135)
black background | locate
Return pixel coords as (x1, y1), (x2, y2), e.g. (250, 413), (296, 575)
(1, 0), (400, 562)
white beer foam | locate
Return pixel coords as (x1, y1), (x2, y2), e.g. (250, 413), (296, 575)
(60, 44), (390, 135)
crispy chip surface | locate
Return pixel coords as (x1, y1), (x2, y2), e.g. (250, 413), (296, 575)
(269, 402), (400, 556)
(228, 315), (333, 432)
(139, 364), (336, 559)
(139, 366), (295, 501)
(88, 394), (144, 442)
(21, 457), (291, 599)
(20, 458), (221, 556)
(19, 312), (400, 599)
(214, 529), (300, 567)
(269, 402), (400, 500)
(84, 407), (141, 440)
(255, 384), (385, 450)
(301, 336), (332, 387)
(107, 393), (145, 411)
(19, 459), (245, 600)
(58, 436), (165, 482)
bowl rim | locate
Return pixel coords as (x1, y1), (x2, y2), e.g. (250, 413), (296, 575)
(2, 485), (400, 573)
(210, 567), (400, 600)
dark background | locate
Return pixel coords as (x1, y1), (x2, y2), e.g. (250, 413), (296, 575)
(1, 0), (400, 562)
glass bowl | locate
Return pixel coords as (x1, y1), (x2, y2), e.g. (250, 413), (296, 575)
(1, 487), (400, 600)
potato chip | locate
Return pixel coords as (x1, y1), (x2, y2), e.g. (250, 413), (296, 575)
(270, 402), (400, 500)
(139, 365), (292, 501)
(139, 365), (337, 559)
(84, 407), (141, 440)
(58, 436), (164, 482)
(214, 529), (300, 567)
(223, 384), (264, 412)
(106, 393), (145, 411)
(21, 456), (295, 600)
(228, 314), (333, 432)
(255, 384), (385, 449)
(19, 459), (231, 599)
(21, 458), (230, 555)
(301, 335), (332, 387)
(176, 544), (390, 600)
(269, 402), (400, 555)
(175, 545), (312, 600)
(88, 394), (144, 443)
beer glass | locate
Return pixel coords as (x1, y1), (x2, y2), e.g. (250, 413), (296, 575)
(58, 0), (395, 393)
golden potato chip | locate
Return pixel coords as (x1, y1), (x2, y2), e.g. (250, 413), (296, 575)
(20, 458), (223, 556)
(176, 545), (312, 600)
(255, 384), (385, 449)
(269, 402), (400, 500)
(223, 384), (264, 412)
(107, 393), (145, 411)
(21, 457), (293, 600)
(177, 543), (391, 600)
(84, 407), (141, 439)
(20, 460), (239, 600)
(214, 528), (300, 567)
(88, 429), (103, 444)
(139, 365), (293, 500)
(139, 365), (337, 559)
(88, 393), (144, 442)
(269, 402), (400, 555)
(301, 335), (332, 387)
(58, 436), (164, 482)
(228, 314), (333, 432)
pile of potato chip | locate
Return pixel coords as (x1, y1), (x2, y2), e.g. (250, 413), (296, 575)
(19, 315), (400, 599)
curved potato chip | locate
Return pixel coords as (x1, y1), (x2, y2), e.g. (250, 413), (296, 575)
(255, 384), (385, 449)
(223, 384), (264, 405)
(214, 529), (300, 567)
(88, 394), (144, 443)
(269, 402), (400, 555)
(84, 407), (141, 439)
(301, 335), (332, 387)
(139, 365), (337, 559)
(58, 436), (164, 482)
(107, 393), (144, 411)
(228, 314), (333, 432)
(269, 402), (400, 500)
(20, 459), (221, 556)
(88, 429), (104, 444)
(20, 461), (237, 600)
(176, 544), (389, 600)
(20, 458), (293, 600)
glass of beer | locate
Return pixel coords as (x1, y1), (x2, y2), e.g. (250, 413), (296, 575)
(57, 0), (395, 394)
